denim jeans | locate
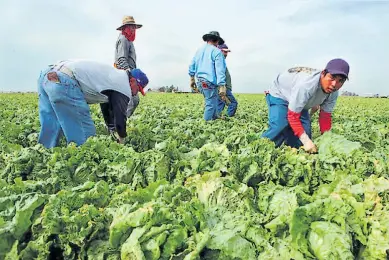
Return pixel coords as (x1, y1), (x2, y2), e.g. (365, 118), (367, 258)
(261, 94), (311, 148)
(37, 67), (96, 148)
(217, 88), (238, 117)
(196, 79), (219, 121)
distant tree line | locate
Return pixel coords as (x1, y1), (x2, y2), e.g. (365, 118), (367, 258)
(149, 85), (180, 93)
(341, 91), (358, 96)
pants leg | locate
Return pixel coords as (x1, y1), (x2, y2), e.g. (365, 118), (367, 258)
(217, 97), (226, 115)
(37, 68), (63, 148)
(126, 94), (140, 118)
(200, 81), (218, 121)
(261, 94), (289, 147)
(43, 71), (96, 146)
(226, 89), (238, 117)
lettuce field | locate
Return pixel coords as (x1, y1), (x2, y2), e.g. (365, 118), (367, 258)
(1, 92), (389, 260)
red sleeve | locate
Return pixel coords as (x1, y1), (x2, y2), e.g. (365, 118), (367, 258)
(287, 109), (305, 137)
(319, 110), (332, 134)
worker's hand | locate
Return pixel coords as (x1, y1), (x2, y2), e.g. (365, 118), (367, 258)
(118, 136), (126, 144)
(299, 132), (318, 153)
(218, 86), (227, 101)
(190, 76), (198, 93)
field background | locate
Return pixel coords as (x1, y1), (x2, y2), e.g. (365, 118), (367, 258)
(1, 93), (389, 259)
(1, 93), (389, 149)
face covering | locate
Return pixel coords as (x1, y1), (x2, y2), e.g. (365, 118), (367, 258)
(122, 26), (136, 42)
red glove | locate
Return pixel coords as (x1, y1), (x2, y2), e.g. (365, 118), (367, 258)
(287, 109), (305, 137)
(319, 110), (332, 134)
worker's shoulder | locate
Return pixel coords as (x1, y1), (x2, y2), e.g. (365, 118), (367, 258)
(116, 34), (133, 46)
(287, 66), (319, 74)
(287, 67), (321, 84)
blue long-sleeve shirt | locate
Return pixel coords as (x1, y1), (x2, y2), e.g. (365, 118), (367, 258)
(188, 44), (227, 86)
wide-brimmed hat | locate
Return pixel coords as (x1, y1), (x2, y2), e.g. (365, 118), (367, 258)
(202, 31), (224, 45)
(116, 16), (143, 30)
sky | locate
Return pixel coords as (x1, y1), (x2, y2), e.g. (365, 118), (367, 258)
(0, 0), (388, 95)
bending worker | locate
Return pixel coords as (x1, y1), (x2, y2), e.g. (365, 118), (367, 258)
(37, 59), (149, 148)
(188, 31), (227, 121)
(261, 58), (350, 153)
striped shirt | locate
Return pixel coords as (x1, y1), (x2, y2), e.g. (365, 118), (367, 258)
(114, 34), (137, 70)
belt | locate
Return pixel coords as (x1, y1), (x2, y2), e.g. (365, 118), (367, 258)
(52, 63), (76, 80)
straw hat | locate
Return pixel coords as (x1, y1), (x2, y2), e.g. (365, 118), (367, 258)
(116, 16), (143, 30)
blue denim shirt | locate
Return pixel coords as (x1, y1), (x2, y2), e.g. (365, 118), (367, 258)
(188, 44), (227, 86)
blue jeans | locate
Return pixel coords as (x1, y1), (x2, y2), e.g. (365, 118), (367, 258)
(218, 88), (238, 117)
(261, 94), (311, 148)
(37, 67), (96, 148)
(196, 79), (219, 121)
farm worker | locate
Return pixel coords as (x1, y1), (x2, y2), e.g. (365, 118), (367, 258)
(216, 43), (238, 117)
(261, 58), (350, 153)
(114, 15), (141, 71)
(112, 15), (143, 133)
(188, 31), (227, 121)
(37, 59), (149, 148)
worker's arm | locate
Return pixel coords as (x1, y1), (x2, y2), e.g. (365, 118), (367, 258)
(101, 90), (130, 142)
(215, 50), (226, 86)
(188, 56), (196, 77)
(287, 84), (317, 153)
(100, 103), (115, 131)
(319, 92), (339, 134)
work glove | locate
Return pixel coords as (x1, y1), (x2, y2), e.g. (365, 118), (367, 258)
(106, 124), (122, 143)
(110, 131), (126, 145)
(218, 86), (231, 104)
(299, 132), (318, 153)
(190, 77), (198, 93)
(106, 124), (115, 134)
(218, 86), (227, 101)
(118, 136), (126, 144)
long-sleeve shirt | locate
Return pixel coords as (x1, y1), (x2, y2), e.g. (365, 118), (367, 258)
(269, 67), (338, 137)
(57, 59), (133, 104)
(114, 34), (137, 70)
(100, 90), (130, 138)
(269, 67), (338, 113)
(188, 44), (226, 86)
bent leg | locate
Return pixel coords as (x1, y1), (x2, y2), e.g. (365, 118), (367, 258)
(261, 94), (289, 147)
(44, 72), (96, 146)
(226, 89), (238, 117)
(37, 68), (63, 148)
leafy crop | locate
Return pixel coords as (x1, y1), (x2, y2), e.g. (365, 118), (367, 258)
(0, 93), (389, 259)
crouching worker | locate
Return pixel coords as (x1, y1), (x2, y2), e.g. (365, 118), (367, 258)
(261, 58), (350, 153)
(37, 59), (149, 148)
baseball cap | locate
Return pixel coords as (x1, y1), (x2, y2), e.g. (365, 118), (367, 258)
(129, 68), (149, 96)
(217, 43), (231, 52)
(325, 58), (350, 79)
